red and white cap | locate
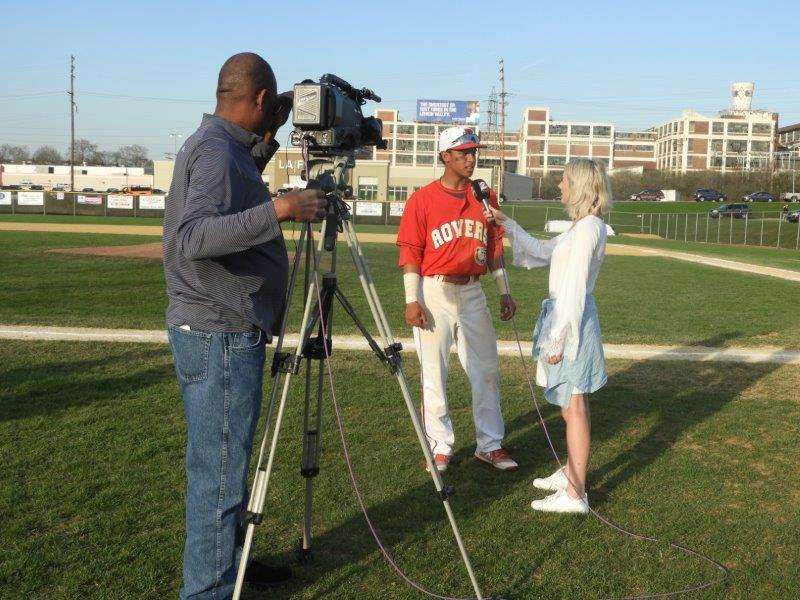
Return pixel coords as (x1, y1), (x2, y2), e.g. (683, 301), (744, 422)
(438, 126), (485, 153)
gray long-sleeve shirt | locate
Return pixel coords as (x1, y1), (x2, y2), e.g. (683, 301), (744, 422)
(163, 113), (287, 337)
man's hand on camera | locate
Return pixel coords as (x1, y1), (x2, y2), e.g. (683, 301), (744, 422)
(273, 188), (326, 223)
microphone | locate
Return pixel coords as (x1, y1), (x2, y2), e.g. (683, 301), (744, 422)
(471, 179), (492, 212)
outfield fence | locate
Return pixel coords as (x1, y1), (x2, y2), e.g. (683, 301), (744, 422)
(504, 204), (800, 250)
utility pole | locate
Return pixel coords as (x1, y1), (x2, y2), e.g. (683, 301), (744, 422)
(499, 58), (507, 198)
(485, 87), (498, 184)
(68, 55), (76, 192)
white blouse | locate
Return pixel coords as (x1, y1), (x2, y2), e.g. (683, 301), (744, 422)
(504, 215), (606, 360)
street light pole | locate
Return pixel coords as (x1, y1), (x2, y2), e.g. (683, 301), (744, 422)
(169, 133), (183, 160)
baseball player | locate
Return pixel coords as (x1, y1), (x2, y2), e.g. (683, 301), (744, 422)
(396, 126), (518, 473)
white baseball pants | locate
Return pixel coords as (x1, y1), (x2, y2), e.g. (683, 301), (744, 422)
(413, 276), (505, 456)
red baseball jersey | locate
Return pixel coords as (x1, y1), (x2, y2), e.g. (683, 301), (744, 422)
(396, 179), (504, 277)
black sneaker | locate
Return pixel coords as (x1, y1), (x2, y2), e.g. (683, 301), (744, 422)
(244, 560), (293, 588)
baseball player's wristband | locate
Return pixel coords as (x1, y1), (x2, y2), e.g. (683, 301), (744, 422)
(403, 272), (422, 304)
(491, 268), (509, 295)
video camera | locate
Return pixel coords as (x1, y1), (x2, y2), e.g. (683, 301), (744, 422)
(291, 74), (386, 154)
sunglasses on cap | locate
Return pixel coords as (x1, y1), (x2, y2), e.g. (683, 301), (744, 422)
(448, 132), (481, 148)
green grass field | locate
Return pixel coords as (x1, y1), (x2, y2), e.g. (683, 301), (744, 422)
(0, 214), (165, 226)
(2, 341), (798, 599)
(1, 223), (799, 599)
(612, 235), (800, 272)
(1, 230), (799, 348)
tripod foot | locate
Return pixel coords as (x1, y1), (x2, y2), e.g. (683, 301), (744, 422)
(297, 540), (314, 564)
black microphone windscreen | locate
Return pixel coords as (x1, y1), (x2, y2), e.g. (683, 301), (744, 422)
(471, 179), (490, 201)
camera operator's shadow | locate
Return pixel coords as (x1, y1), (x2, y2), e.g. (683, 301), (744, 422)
(0, 343), (171, 422)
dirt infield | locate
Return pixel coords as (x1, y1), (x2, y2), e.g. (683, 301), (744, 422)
(48, 242), (164, 259)
(6, 222), (800, 282)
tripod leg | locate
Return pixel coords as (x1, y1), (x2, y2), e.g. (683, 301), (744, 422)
(300, 357), (324, 561)
(232, 222), (329, 600)
(338, 220), (486, 600)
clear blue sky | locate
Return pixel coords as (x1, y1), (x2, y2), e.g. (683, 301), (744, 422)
(1, 0), (797, 161)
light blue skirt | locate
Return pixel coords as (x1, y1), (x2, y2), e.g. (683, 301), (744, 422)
(532, 295), (607, 408)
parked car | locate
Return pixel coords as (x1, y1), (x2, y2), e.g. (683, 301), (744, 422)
(81, 187), (95, 192)
(152, 188), (166, 194)
(780, 192), (800, 202)
(695, 188), (726, 202)
(52, 185), (68, 191)
(743, 191), (776, 202)
(106, 187), (120, 193)
(709, 203), (752, 219)
(786, 209), (800, 223)
(2, 184), (22, 190)
(29, 184), (44, 191)
(630, 189), (665, 201)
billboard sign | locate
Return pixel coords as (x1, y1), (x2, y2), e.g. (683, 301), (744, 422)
(107, 195), (134, 210)
(354, 202), (382, 217)
(139, 195), (166, 210)
(416, 100), (480, 124)
(18, 191), (44, 206)
(0, 191), (9, 206)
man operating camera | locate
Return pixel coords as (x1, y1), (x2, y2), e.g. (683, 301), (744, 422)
(162, 52), (325, 600)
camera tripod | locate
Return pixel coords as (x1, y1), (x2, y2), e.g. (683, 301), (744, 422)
(232, 153), (488, 600)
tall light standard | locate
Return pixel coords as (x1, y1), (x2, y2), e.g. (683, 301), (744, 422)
(169, 133), (183, 160)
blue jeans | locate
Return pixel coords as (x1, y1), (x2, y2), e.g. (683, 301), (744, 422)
(168, 325), (266, 600)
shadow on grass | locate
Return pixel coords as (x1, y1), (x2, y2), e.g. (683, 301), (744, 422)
(252, 331), (781, 599)
(0, 344), (173, 422)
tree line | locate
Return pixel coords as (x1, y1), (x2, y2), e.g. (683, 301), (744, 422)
(0, 141), (152, 168)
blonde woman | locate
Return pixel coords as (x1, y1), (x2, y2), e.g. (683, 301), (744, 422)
(487, 158), (612, 514)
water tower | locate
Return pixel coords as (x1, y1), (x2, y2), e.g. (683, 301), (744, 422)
(730, 82), (754, 111)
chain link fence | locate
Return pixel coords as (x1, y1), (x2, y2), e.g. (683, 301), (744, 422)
(504, 204), (800, 250)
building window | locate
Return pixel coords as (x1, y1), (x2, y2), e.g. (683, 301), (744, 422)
(416, 140), (435, 152)
(727, 122), (748, 135)
(711, 139), (724, 152)
(387, 186), (408, 201)
(752, 123), (772, 136)
(396, 139), (414, 151)
(726, 156), (742, 168)
(751, 140), (770, 153)
(593, 126), (611, 137)
(416, 155), (433, 165)
(397, 124), (415, 135)
(595, 157), (609, 166)
(571, 125), (590, 137)
(726, 140), (747, 153)
(417, 125), (435, 135)
(395, 154), (413, 164)
(712, 122), (724, 134)
(547, 155), (566, 166)
(383, 124), (394, 136)
(549, 124), (567, 136)
(357, 177), (378, 200)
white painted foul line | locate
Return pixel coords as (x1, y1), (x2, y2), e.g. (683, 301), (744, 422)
(1, 326), (798, 364)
